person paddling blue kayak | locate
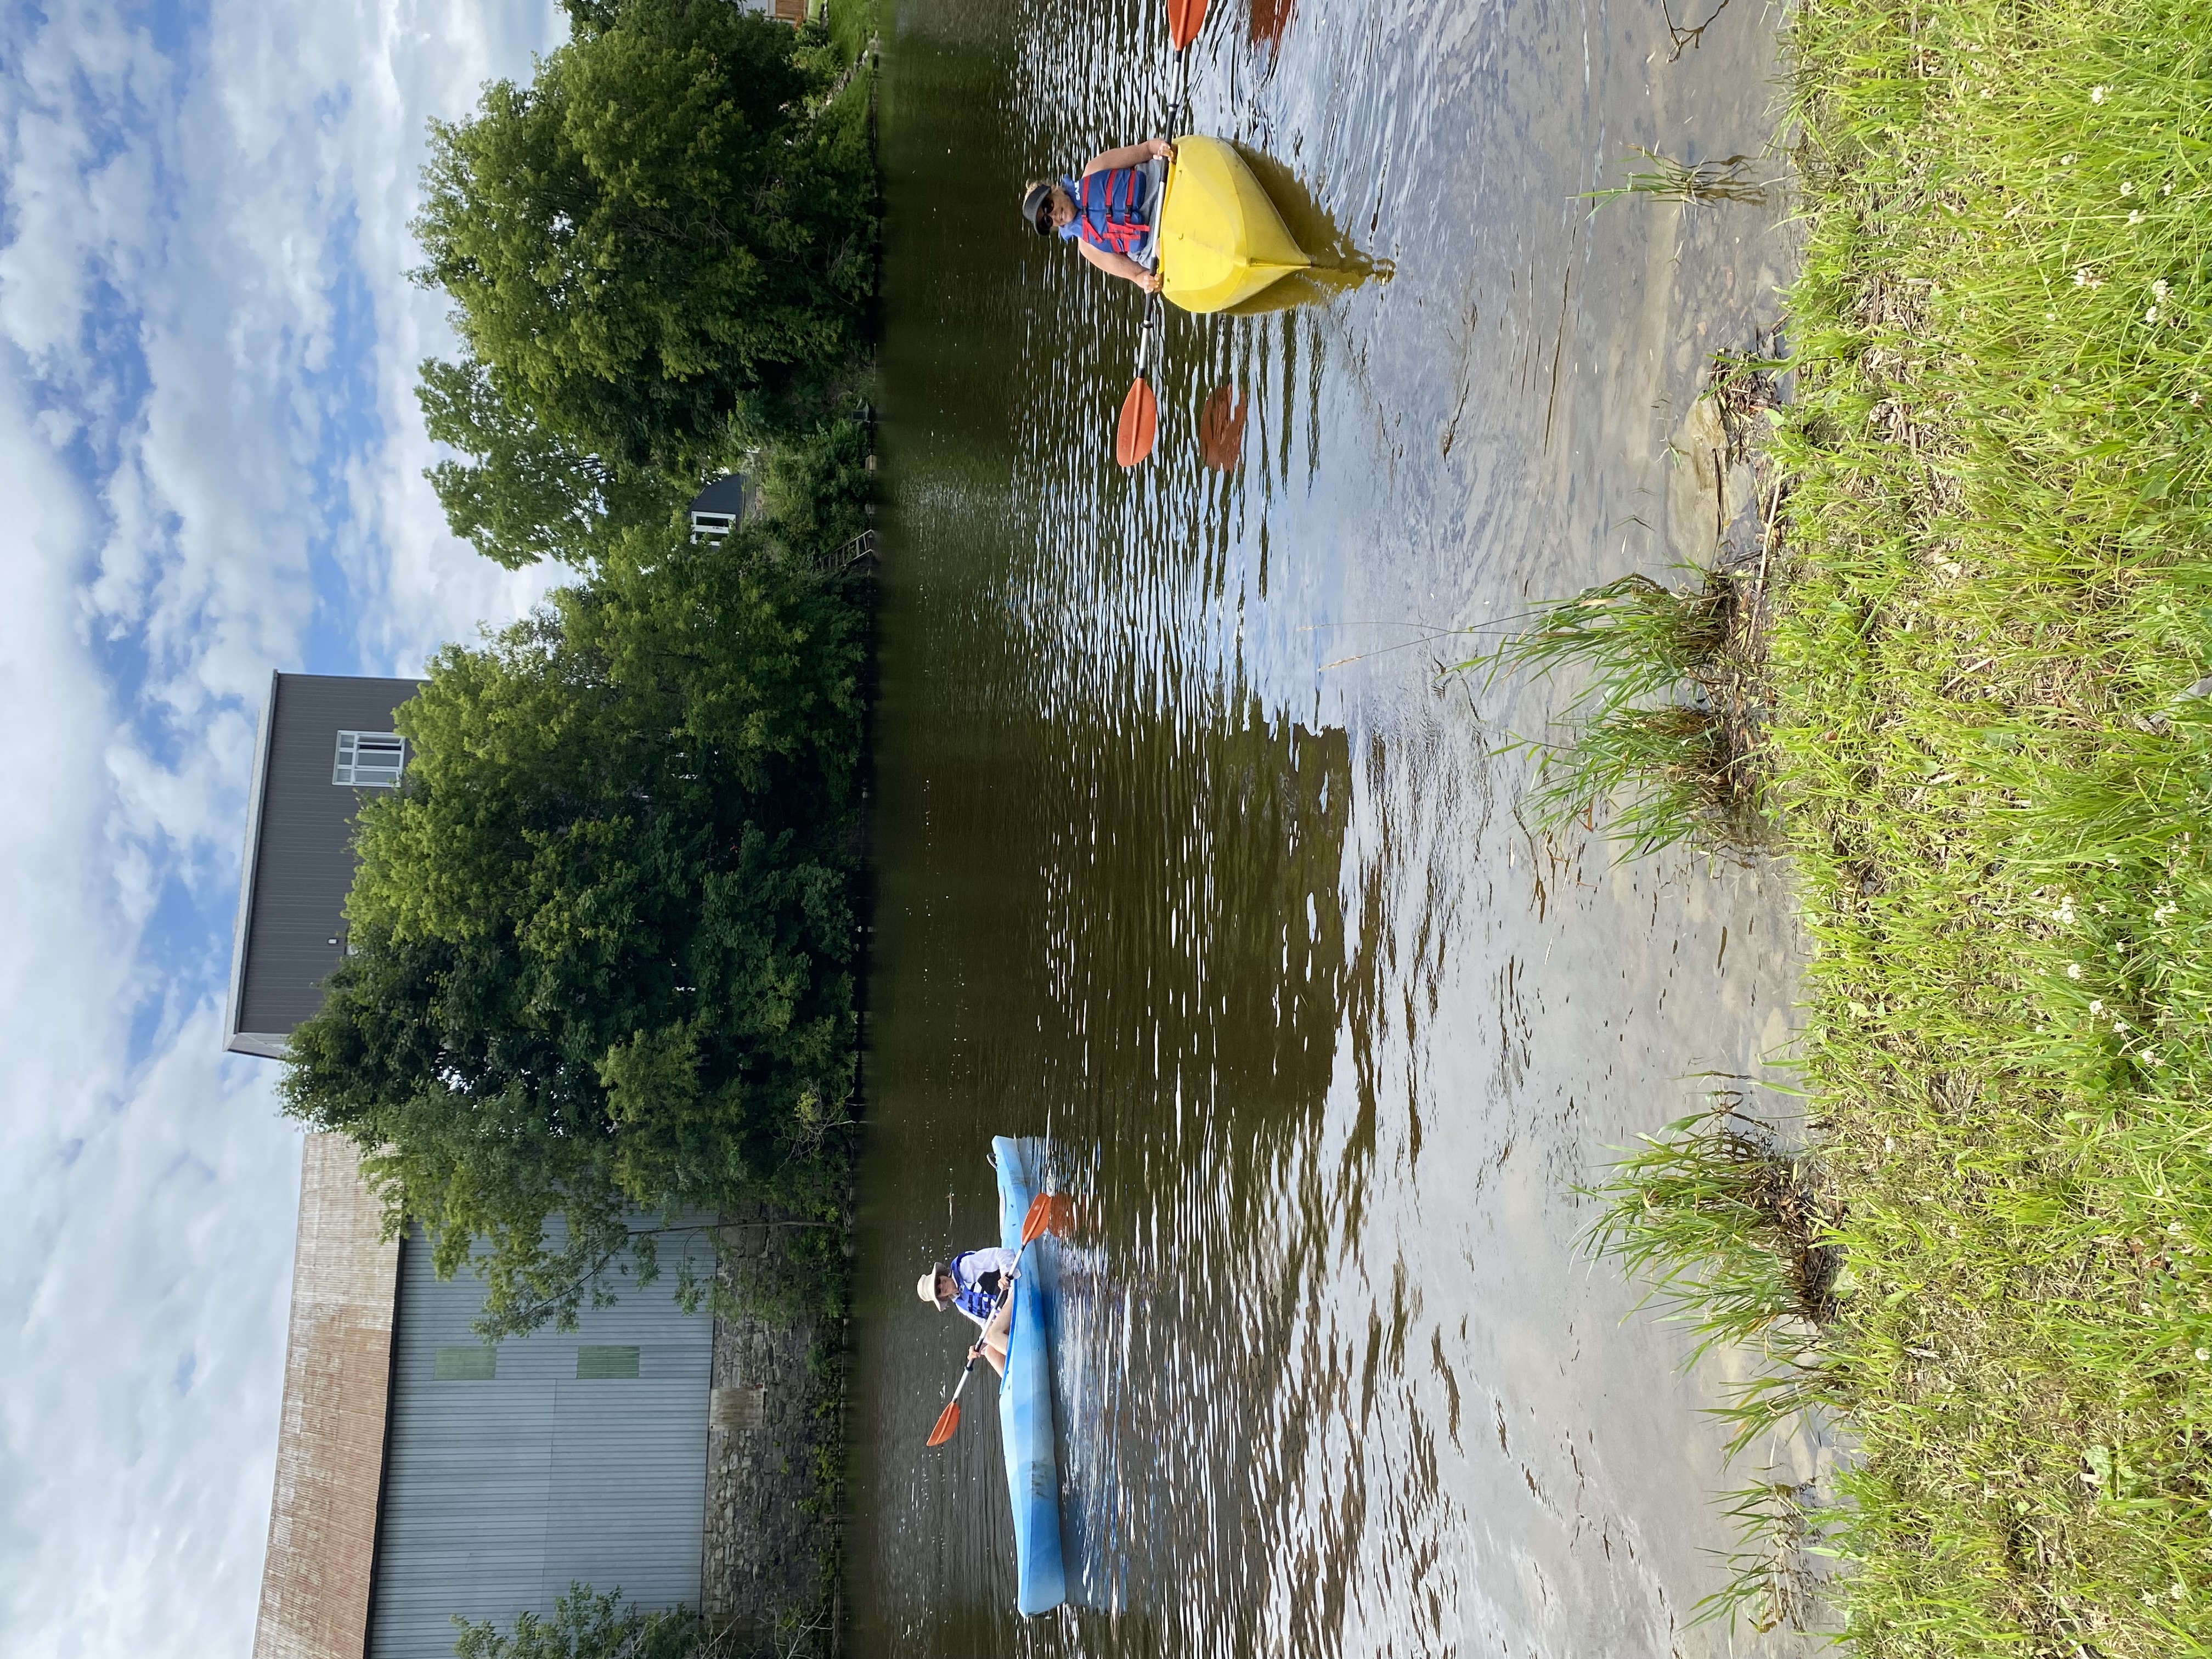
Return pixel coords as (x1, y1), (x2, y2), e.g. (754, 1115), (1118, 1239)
(918, 1249), (1018, 1376)
(1019, 138), (1178, 295)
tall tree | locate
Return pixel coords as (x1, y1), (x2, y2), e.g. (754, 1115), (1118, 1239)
(418, 356), (684, 569)
(280, 521), (865, 1317)
(412, 0), (877, 474)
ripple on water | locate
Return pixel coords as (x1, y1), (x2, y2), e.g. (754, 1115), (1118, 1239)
(849, 0), (1821, 1650)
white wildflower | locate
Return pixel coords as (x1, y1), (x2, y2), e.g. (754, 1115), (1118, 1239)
(2154, 279), (2170, 301)
(2148, 307), (2161, 324)
(2090, 998), (2104, 1013)
(2130, 210), (2144, 226)
(2121, 179), (2135, 196)
(2154, 901), (2179, 923)
(2114, 1018), (2130, 1034)
(2062, 153), (2078, 165)
(2066, 962), (2084, 979)
(2198, 1347), (2210, 1362)
(2091, 85), (2108, 104)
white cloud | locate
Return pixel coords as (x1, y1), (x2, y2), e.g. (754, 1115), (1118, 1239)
(0, 2), (569, 1654)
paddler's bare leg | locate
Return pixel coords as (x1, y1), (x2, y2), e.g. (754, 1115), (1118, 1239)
(975, 1295), (1014, 1378)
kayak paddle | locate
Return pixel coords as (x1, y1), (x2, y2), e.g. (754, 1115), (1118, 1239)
(1116, 294), (1164, 469)
(924, 1193), (1059, 1448)
(1121, 0), (1206, 470)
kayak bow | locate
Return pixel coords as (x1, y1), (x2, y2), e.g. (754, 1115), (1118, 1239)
(1158, 135), (1311, 313)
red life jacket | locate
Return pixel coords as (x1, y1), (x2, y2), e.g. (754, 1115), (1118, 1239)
(1076, 167), (1152, 257)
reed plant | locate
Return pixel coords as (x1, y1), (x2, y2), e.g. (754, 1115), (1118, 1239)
(1696, 1477), (1824, 1635)
(1584, 1101), (1840, 1368)
(1588, 0), (2212, 1651)
(1472, 572), (1770, 856)
(1583, 147), (1771, 210)
(1583, 1101), (1844, 1628)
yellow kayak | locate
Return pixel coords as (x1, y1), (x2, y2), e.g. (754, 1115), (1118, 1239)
(1156, 136), (1312, 314)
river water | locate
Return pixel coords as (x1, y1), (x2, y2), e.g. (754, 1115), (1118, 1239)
(845, 0), (1821, 1651)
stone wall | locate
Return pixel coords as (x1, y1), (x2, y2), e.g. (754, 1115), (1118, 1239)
(252, 1134), (400, 1659)
(701, 1210), (846, 1656)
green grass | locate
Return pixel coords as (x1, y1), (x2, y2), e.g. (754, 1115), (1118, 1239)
(1467, 571), (1771, 856)
(1769, 0), (2212, 1651)
(826, 0), (874, 72)
(1573, 0), (2212, 1652)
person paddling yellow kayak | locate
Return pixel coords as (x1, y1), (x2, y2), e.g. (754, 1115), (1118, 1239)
(1023, 136), (1313, 315)
(1021, 138), (1178, 295)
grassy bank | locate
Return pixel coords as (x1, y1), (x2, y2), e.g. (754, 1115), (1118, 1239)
(1770, 0), (2212, 1651)
(1533, 0), (2212, 1651)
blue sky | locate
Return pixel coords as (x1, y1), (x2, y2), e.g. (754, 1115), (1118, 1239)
(0, 3), (569, 1651)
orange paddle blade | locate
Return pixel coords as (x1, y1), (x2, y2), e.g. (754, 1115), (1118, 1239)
(1041, 1193), (1080, 1237)
(1020, 1193), (1057, 1245)
(1169, 0), (1208, 49)
(926, 1398), (962, 1448)
(1116, 377), (1159, 469)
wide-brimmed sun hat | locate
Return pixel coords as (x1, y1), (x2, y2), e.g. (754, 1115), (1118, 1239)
(916, 1263), (950, 1310)
(1020, 179), (1056, 237)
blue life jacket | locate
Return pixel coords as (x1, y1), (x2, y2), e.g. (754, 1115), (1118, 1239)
(1068, 166), (1153, 257)
(949, 1251), (1009, 1321)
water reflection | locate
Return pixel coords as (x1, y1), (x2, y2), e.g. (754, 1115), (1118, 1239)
(1248, 0), (1294, 55)
(853, 0), (1822, 1649)
(1198, 386), (1246, 471)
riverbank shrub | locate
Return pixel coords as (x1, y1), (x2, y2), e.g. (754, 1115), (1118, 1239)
(454, 1584), (701, 1659)
(1571, 0), (2212, 1651)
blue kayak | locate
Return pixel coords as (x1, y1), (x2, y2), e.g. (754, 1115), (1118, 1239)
(991, 1136), (1066, 1616)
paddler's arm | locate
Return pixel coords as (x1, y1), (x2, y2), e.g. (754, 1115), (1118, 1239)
(1076, 239), (1163, 295)
(1080, 138), (1176, 174)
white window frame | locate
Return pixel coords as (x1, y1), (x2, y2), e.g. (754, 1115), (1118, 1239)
(689, 508), (740, 544)
(333, 731), (407, 788)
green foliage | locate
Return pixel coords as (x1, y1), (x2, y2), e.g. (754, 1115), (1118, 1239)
(1583, 147), (1770, 210)
(754, 409), (875, 558)
(280, 517), (866, 1323)
(418, 356), (684, 569)
(453, 1583), (699, 1659)
(1584, 1103), (1840, 1372)
(1694, 1479), (1823, 1635)
(826, 0), (876, 70)
(1583, 0), (2212, 1650)
(1466, 572), (1768, 856)
(413, 0), (879, 478)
